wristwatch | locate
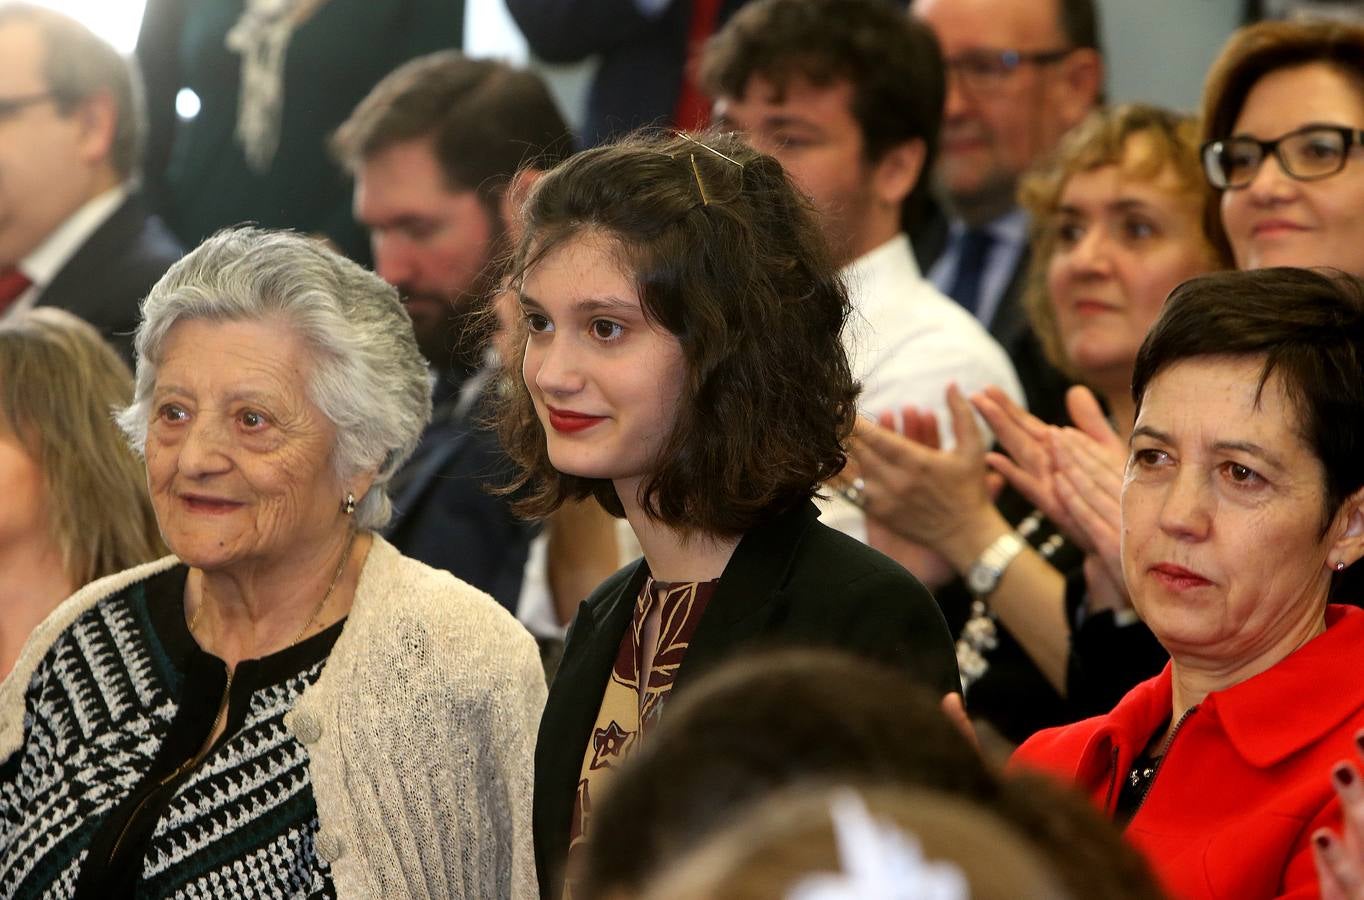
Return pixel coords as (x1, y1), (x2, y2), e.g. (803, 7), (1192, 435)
(966, 532), (1026, 596)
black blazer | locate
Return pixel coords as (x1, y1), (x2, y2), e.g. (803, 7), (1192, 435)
(532, 500), (958, 896)
(986, 250), (1072, 427)
(383, 389), (536, 613)
(505, 0), (751, 146)
(36, 192), (183, 364)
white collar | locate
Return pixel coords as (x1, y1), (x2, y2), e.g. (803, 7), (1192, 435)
(19, 184), (129, 288)
(840, 233), (921, 311)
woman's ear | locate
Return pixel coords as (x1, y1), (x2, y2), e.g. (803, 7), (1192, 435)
(349, 467), (381, 515)
(1329, 486), (1364, 571)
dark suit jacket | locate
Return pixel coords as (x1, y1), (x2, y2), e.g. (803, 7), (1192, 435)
(532, 500), (958, 896)
(35, 192), (183, 364)
(506, 0), (751, 146)
(912, 208), (1071, 426)
(383, 374), (537, 613)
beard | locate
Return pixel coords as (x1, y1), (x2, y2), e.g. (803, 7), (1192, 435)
(401, 285), (497, 373)
(399, 214), (507, 372)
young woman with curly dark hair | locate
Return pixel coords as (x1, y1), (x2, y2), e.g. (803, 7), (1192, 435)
(496, 130), (959, 898)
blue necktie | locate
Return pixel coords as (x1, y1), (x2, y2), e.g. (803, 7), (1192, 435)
(947, 228), (995, 317)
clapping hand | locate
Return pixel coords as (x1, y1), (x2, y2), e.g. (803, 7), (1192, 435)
(846, 385), (994, 550)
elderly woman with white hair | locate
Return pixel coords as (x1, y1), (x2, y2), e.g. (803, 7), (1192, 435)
(0, 227), (544, 898)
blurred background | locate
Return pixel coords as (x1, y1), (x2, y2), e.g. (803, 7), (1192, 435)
(34, 0), (1340, 138)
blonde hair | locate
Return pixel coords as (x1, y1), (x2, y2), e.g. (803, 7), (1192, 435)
(1018, 103), (1225, 380)
(0, 309), (164, 585)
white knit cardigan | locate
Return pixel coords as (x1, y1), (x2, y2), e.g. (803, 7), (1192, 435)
(0, 534), (546, 899)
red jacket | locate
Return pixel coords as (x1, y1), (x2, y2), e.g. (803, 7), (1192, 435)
(1013, 605), (1364, 899)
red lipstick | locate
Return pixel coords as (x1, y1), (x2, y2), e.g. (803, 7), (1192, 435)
(546, 406), (607, 434)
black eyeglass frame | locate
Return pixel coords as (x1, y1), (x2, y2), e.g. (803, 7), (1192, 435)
(1201, 124), (1364, 190)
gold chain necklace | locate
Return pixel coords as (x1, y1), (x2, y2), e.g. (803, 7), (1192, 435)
(188, 529), (358, 651)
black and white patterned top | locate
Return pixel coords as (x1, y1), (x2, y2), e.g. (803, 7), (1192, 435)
(0, 565), (342, 899)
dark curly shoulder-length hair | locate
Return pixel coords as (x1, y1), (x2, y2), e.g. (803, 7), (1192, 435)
(497, 130), (859, 536)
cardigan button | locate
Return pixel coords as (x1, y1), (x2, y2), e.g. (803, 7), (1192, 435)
(291, 712), (322, 744)
(316, 830), (345, 862)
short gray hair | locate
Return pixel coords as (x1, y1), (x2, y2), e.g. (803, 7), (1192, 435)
(0, 2), (144, 178)
(117, 227), (433, 529)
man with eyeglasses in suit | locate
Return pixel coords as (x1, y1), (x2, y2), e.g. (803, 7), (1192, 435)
(0, 4), (182, 364)
(913, 0), (1103, 426)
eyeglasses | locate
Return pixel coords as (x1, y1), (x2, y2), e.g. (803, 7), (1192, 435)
(943, 48), (1074, 93)
(1201, 124), (1364, 190)
(0, 92), (54, 121)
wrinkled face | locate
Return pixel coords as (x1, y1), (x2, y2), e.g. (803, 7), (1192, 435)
(915, 0), (1083, 215)
(715, 74), (878, 265)
(0, 415), (47, 552)
(146, 318), (353, 574)
(1220, 63), (1364, 278)
(519, 232), (686, 492)
(0, 22), (100, 266)
(1122, 357), (1340, 668)
(1046, 141), (1214, 389)
(354, 138), (497, 365)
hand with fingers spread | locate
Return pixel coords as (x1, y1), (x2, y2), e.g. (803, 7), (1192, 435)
(1314, 734), (1364, 900)
(975, 384), (1128, 558)
(847, 385), (1008, 564)
(973, 385), (1083, 541)
(1051, 426), (1127, 607)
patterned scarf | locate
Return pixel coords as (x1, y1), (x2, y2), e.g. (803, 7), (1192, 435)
(562, 576), (718, 896)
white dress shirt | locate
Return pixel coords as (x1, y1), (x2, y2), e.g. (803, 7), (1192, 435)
(824, 233), (1026, 542)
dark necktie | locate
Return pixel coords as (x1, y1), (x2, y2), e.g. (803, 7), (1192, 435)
(946, 228), (995, 317)
(0, 267), (32, 314)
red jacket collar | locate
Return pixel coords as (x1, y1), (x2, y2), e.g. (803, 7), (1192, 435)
(1209, 605), (1364, 767)
(1016, 606), (1364, 806)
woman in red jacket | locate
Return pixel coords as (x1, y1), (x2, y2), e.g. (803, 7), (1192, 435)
(1013, 267), (1364, 900)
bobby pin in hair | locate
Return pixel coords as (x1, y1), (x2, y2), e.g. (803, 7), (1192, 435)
(674, 131), (743, 208)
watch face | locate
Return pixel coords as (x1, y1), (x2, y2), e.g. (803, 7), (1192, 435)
(967, 566), (995, 595)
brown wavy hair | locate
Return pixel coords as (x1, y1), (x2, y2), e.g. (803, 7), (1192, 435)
(0, 309), (164, 586)
(1018, 103), (1225, 380)
(496, 130), (859, 536)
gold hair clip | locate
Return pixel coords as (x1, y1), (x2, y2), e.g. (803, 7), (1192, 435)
(674, 130), (744, 168)
(673, 131), (744, 208)
(689, 154), (711, 206)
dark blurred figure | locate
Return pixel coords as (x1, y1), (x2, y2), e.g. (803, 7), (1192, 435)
(507, 0), (751, 146)
(0, 3), (181, 363)
(911, 0), (1104, 425)
(136, 0), (463, 263)
(581, 649), (1167, 900)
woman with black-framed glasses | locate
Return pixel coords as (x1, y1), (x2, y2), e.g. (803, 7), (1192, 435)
(1199, 19), (1364, 277)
